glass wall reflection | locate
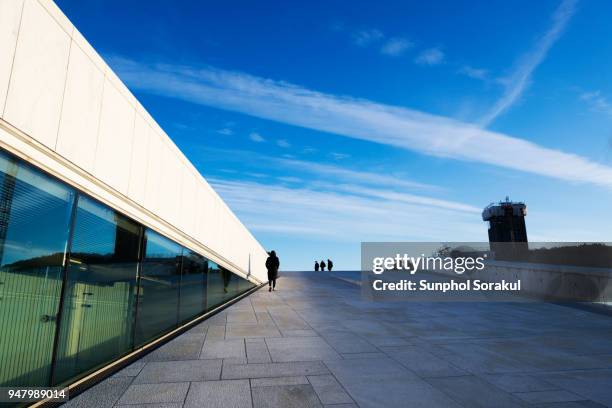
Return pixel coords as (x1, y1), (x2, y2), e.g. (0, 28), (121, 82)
(0, 148), (258, 389)
(53, 196), (141, 385)
(0, 153), (75, 387)
(179, 250), (208, 323)
(207, 261), (226, 309)
(134, 229), (182, 346)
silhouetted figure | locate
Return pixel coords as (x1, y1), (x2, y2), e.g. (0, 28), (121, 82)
(266, 250), (280, 292)
(314, 261), (320, 272)
(327, 259), (333, 272)
(320, 260), (326, 271)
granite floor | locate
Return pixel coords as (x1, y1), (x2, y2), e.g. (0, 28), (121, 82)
(63, 272), (612, 408)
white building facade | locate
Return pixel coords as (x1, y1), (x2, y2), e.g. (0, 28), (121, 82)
(0, 0), (267, 390)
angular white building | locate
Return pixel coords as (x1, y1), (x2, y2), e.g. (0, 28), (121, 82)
(0, 0), (267, 390)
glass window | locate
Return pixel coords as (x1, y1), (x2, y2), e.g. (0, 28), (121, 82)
(207, 262), (249, 309)
(206, 261), (227, 310)
(239, 276), (255, 293)
(179, 250), (207, 323)
(134, 229), (182, 346)
(0, 153), (75, 387)
(0, 148), (259, 389)
(223, 268), (240, 298)
(52, 196), (141, 385)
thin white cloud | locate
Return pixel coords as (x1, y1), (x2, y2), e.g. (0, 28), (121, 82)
(217, 127), (234, 136)
(280, 159), (436, 191)
(276, 139), (291, 148)
(198, 146), (438, 191)
(458, 65), (488, 80)
(414, 47), (444, 66)
(210, 178), (483, 242)
(277, 176), (303, 183)
(330, 152), (350, 160)
(110, 55), (612, 189)
(249, 132), (265, 142)
(245, 172), (267, 178)
(480, 0), (578, 126)
(580, 90), (612, 116)
(328, 183), (480, 213)
(381, 38), (413, 56)
(352, 29), (384, 47)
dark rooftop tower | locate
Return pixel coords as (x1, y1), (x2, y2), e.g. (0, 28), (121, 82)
(482, 197), (528, 259)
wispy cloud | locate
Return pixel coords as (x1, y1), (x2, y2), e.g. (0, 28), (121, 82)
(110, 55), (612, 189)
(276, 139), (291, 148)
(210, 178), (483, 242)
(302, 147), (317, 154)
(249, 132), (265, 142)
(245, 172), (267, 178)
(458, 65), (488, 81)
(330, 152), (350, 160)
(350, 29), (413, 57)
(380, 37), (413, 56)
(480, 0), (578, 126)
(352, 29), (384, 47)
(580, 90), (612, 116)
(198, 146), (438, 192)
(216, 127), (234, 136)
(414, 47), (444, 66)
(277, 176), (302, 183)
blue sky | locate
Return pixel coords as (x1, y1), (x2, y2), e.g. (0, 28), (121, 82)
(56, 0), (612, 270)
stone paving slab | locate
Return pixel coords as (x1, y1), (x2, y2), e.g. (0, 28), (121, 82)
(246, 338), (273, 363)
(425, 375), (525, 408)
(200, 338), (246, 361)
(184, 379), (251, 408)
(251, 376), (310, 387)
(112, 361), (146, 378)
(478, 373), (559, 393)
(379, 345), (468, 378)
(226, 323), (282, 338)
(64, 272), (612, 408)
(133, 359), (222, 383)
(117, 382), (190, 405)
(265, 336), (342, 362)
(63, 377), (133, 408)
(512, 390), (586, 404)
(307, 375), (353, 405)
(251, 384), (322, 408)
(140, 335), (204, 362)
(222, 361), (330, 380)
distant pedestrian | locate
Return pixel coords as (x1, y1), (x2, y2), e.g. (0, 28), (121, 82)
(314, 261), (320, 272)
(266, 250), (280, 292)
(327, 259), (333, 272)
(320, 260), (326, 271)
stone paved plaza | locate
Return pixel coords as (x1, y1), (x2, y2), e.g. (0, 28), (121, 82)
(64, 272), (612, 407)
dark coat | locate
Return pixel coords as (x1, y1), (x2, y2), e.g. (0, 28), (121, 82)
(266, 254), (280, 280)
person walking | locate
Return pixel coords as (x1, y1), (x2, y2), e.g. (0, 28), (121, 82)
(266, 250), (280, 292)
(314, 261), (320, 272)
(320, 260), (326, 271)
(327, 259), (333, 272)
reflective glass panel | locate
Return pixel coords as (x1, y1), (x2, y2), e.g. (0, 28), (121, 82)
(206, 261), (228, 309)
(0, 153), (75, 387)
(223, 268), (240, 298)
(134, 229), (182, 346)
(179, 249), (207, 323)
(53, 196), (141, 385)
